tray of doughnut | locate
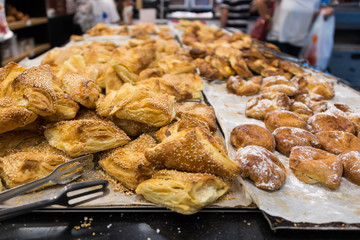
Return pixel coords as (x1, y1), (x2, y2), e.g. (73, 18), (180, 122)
(171, 20), (360, 225)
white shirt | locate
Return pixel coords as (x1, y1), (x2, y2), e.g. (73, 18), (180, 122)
(267, 0), (321, 47)
(90, 0), (120, 24)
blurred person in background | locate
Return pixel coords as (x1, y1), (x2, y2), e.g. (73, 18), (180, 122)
(253, 0), (334, 57)
(220, 0), (253, 33)
(74, 0), (120, 32)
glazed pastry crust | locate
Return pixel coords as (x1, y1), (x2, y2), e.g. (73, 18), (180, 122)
(273, 127), (321, 157)
(227, 76), (262, 96)
(0, 97), (38, 134)
(230, 124), (275, 152)
(145, 127), (240, 178)
(62, 73), (101, 108)
(264, 110), (308, 133)
(289, 146), (343, 189)
(246, 92), (290, 120)
(234, 145), (286, 191)
(0, 62), (26, 98)
(99, 134), (157, 190)
(0, 142), (70, 189)
(308, 111), (355, 134)
(136, 170), (231, 215)
(339, 151), (360, 186)
(44, 119), (130, 157)
(315, 131), (360, 155)
(174, 102), (217, 133)
(12, 64), (56, 116)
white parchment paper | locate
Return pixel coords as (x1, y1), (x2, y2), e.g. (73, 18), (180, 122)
(203, 79), (360, 224)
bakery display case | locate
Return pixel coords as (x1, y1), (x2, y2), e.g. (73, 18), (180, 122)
(0, 15), (360, 238)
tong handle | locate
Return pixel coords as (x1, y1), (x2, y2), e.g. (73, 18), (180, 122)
(0, 177), (51, 203)
(0, 198), (55, 221)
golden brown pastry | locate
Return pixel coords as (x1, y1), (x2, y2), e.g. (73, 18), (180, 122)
(308, 111), (355, 134)
(156, 115), (210, 142)
(0, 97), (38, 134)
(96, 81), (160, 116)
(0, 142), (70, 189)
(111, 118), (158, 138)
(0, 130), (45, 157)
(44, 91), (79, 122)
(234, 145), (286, 191)
(260, 75), (299, 96)
(264, 110), (308, 132)
(246, 92), (291, 120)
(193, 58), (223, 80)
(0, 62), (26, 98)
(145, 127), (240, 178)
(226, 75), (262, 96)
(83, 47), (113, 65)
(44, 119), (130, 157)
(230, 124), (275, 151)
(273, 127), (321, 156)
(113, 94), (176, 127)
(62, 73), (101, 108)
(272, 59), (304, 76)
(136, 170), (231, 215)
(139, 68), (164, 80)
(99, 134), (157, 190)
(139, 73), (203, 101)
(111, 44), (155, 84)
(289, 146), (343, 189)
(228, 55), (253, 79)
(175, 102), (217, 133)
(301, 74), (335, 99)
(315, 131), (360, 155)
(56, 54), (86, 80)
(158, 54), (196, 75)
(289, 101), (313, 121)
(205, 55), (235, 79)
(338, 151), (360, 186)
(12, 64), (56, 116)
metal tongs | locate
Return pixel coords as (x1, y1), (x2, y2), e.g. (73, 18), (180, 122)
(0, 180), (109, 221)
(0, 154), (95, 203)
(251, 39), (308, 65)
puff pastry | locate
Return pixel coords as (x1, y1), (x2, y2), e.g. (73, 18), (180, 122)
(62, 73), (101, 109)
(0, 142), (70, 189)
(136, 170), (231, 215)
(111, 117), (158, 137)
(260, 76), (299, 96)
(0, 97), (38, 134)
(158, 54), (196, 75)
(44, 91), (79, 122)
(235, 145), (286, 191)
(289, 101), (313, 121)
(12, 64), (56, 116)
(228, 55), (253, 79)
(175, 102), (217, 133)
(99, 134), (157, 190)
(264, 110), (308, 132)
(289, 146), (343, 189)
(145, 128), (240, 178)
(230, 124), (275, 151)
(246, 92), (291, 120)
(227, 76), (262, 96)
(273, 127), (321, 156)
(193, 58), (223, 80)
(0, 130), (45, 157)
(44, 119), (130, 157)
(0, 62), (26, 98)
(338, 151), (360, 186)
(315, 131), (360, 155)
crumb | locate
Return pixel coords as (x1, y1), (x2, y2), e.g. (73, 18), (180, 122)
(92, 232), (95, 236)
(247, 223), (251, 226)
(74, 226), (81, 230)
(147, 238), (151, 240)
(29, 228), (32, 231)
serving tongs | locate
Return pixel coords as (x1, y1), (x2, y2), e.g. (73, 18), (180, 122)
(0, 180), (109, 221)
(0, 154), (94, 203)
(251, 39), (308, 65)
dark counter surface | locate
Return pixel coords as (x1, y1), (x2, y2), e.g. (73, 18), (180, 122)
(0, 209), (358, 240)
